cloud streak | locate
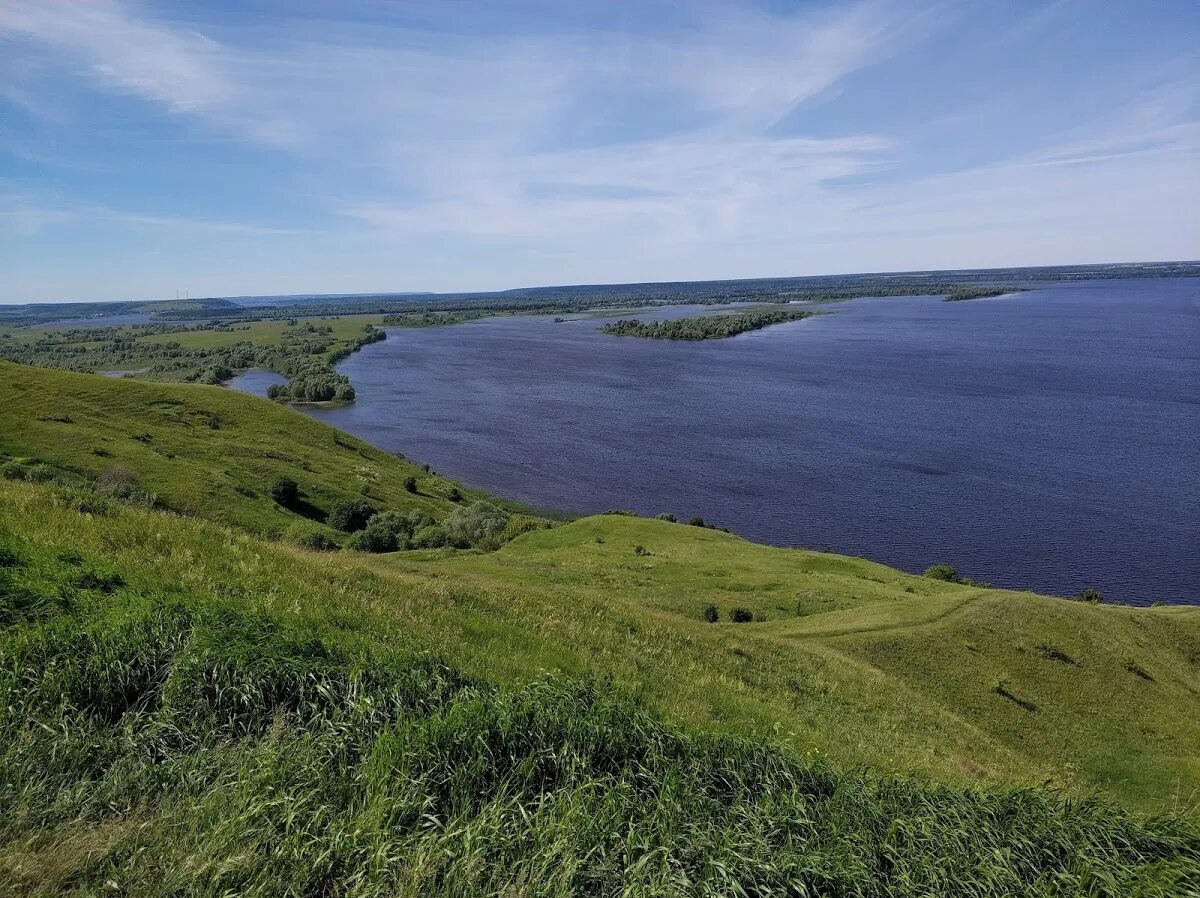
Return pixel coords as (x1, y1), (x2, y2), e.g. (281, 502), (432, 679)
(1, 0), (1196, 300)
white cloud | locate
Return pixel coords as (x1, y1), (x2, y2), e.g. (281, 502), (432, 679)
(1, 0), (1195, 300)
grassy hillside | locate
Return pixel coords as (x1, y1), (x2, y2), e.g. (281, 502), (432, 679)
(1, 480), (1198, 895)
(0, 360), (468, 536)
(2, 362), (1199, 892)
(399, 516), (1200, 811)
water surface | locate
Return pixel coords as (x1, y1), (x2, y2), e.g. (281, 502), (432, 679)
(232, 279), (1199, 604)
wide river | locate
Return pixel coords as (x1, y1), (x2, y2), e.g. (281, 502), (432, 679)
(232, 278), (1199, 605)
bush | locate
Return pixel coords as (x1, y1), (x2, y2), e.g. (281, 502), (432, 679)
(688, 517), (706, 527)
(287, 525), (339, 552)
(93, 466), (155, 506)
(702, 604), (720, 623)
(443, 501), (509, 549)
(348, 510), (423, 553)
(729, 608), (753, 623)
(655, 513), (677, 522)
(923, 564), (962, 583)
(21, 463), (60, 484)
(270, 477), (299, 508)
(448, 487), (463, 503)
(410, 524), (448, 549)
(404, 476), (418, 494)
(1079, 587), (1104, 604)
(327, 498), (376, 532)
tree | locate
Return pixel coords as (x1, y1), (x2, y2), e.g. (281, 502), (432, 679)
(442, 501), (509, 549)
(404, 476), (418, 494)
(327, 497), (376, 532)
(270, 477), (299, 508)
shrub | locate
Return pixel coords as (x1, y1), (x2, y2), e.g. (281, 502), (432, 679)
(22, 463), (60, 484)
(270, 477), (299, 508)
(634, 545), (648, 556)
(729, 608), (753, 623)
(410, 524), (448, 549)
(702, 604), (719, 623)
(1080, 587), (1104, 604)
(93, 466), (155, 506)
(443, 501), (509, 549)
(655, 513), (677, 522)
(327, 497), (376, 532)
(688, 517), (706, 527)
(404, 476), (418, 493)
(448, 487), (463, 503)
(52, 488), (114, 516)
(287, 525), (339, 552)
(923, 564), (962, 583)
(348, 510), (419, 553)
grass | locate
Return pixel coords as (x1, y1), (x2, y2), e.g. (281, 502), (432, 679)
(0, 361), (470, 536)
(133, 314), (385, 354)
(1, 490), (1198, 896)
(2, 362), (1199, 891)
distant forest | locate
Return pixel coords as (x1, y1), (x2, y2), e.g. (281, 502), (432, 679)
(4, 260), (1195, 327)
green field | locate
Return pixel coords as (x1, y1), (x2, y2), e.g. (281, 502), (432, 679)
(0, 314), (388, 400)
(1, 361), (1198, 893)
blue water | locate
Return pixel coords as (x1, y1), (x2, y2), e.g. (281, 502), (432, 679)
(230, 279), (1199, 604)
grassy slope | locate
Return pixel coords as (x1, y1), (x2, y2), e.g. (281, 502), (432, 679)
(403, 517), (1200, 811)
(0, 361), (464, 535)
(1, 361), (1198, 816)
(4, 491), (1196, 896)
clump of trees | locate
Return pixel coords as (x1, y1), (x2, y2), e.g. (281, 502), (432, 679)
(346, 501), (542, 554)
(347, 510), (434, 552)
(601, 308), (813, 341)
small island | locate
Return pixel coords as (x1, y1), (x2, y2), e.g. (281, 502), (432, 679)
(601, 308), (813, 340)
(942, 286), (1025, 302)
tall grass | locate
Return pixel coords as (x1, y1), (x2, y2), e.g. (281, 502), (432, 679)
(1, 530), (1196, 896)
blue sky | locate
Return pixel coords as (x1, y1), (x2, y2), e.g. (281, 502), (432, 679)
(2, 0), (1197, 303)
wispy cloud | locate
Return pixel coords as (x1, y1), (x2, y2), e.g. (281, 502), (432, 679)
(1, 0), (1196, 300)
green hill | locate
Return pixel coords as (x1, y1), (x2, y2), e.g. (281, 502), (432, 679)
(0, 360), (470, 536)
(1, 361), (1198, 894)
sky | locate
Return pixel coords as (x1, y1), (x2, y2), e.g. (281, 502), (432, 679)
(1, 0), (1197, 303)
